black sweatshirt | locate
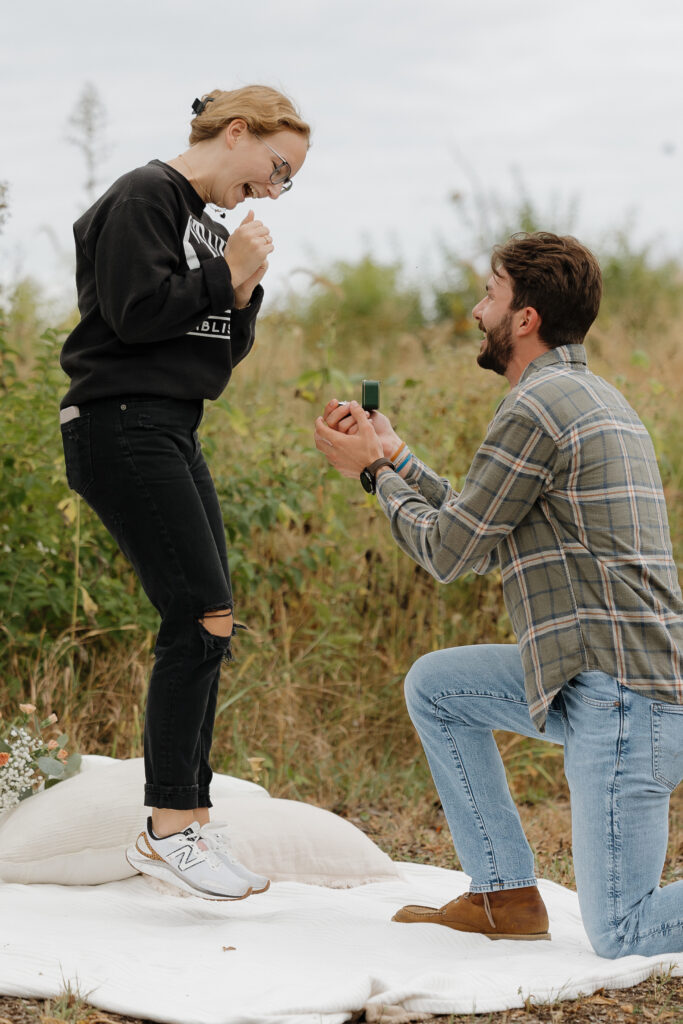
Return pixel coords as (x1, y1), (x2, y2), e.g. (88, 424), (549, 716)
(60, 160), (264, 408)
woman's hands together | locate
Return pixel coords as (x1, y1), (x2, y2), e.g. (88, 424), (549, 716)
(225, 210), (274, 307)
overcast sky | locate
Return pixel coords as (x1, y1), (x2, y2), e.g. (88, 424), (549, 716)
(2, 0), (682, 310)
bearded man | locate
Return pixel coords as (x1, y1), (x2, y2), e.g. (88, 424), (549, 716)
(314, 232), (683, 958)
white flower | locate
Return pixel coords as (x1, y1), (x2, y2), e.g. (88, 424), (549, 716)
(0, 726), (41, 812)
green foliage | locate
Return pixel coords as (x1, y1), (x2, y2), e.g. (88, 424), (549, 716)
(0, 324), (158, 694)
(2, 277), (51, 370)
(433, 171), (580, 339)
(1, 216), (683, 812)
(288, 255), (425, 360)
(432, 258), (483, 341)
(432, 172), (683, 350)
(597, 230), (683, 341)
(40, 978), (93, 1023)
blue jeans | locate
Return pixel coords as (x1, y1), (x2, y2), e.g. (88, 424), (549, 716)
(61, 396), (235, 809)
(405, 644), (683, 958)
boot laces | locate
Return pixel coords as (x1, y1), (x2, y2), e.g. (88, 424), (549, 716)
(464, 891), (497, 929)
(482, 892), (496, 930)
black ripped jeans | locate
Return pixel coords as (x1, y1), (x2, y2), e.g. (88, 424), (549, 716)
(60, 396), (235, 809)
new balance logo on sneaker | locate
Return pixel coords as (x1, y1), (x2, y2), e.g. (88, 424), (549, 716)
(163, 829), (208, 871)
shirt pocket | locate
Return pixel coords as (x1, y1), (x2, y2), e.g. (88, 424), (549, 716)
(651, 703), (683, 791)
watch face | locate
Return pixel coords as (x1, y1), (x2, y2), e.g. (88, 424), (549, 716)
(360, 469), (375, 494)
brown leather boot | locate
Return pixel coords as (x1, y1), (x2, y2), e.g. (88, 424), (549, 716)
(392, 885), (551, 940)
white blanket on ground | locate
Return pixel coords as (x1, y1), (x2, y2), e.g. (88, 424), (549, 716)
(1, 863), (680, 1024)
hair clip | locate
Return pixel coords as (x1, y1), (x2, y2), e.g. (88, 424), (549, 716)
(191, 97), (215, 116)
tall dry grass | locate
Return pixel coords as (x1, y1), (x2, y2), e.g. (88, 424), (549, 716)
(2, 216), (683, 833)
(5, 302), (682, 820)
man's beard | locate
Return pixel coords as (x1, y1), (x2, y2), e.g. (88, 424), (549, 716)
(476, 312), (514, 376)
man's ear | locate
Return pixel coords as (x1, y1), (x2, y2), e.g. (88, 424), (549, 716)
(224, 118), (249, 149)
(516, 307), (541, 338)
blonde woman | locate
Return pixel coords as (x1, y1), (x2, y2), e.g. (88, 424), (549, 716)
(59, 86), (309, 899)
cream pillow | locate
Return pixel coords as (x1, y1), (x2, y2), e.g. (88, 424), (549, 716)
(0, 757), (399, 888)
(209, 797), (400, 887)
(0, 755), (267, 885)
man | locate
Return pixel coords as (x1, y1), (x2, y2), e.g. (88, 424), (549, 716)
(314, 232), (683, 958)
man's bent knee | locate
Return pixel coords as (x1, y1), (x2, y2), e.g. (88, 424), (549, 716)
(405, 652), (442, 715)
(583, 908), (647, 960)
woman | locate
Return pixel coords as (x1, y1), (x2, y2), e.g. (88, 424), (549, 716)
(59, 86), (310, 899)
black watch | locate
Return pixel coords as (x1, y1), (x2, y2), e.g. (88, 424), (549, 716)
(360, 458), (395, 495)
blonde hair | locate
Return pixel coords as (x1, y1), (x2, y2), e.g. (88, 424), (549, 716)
(189, 85), (310, 145)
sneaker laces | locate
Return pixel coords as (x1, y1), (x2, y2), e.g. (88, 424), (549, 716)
(184, 823), (223, 871)
(199, 823), (237, 864)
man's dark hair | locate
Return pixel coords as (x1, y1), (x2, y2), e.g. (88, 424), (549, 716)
(491, 232), (602, 348)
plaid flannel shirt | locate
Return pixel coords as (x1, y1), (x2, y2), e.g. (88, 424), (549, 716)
(376, 345), (683, 729)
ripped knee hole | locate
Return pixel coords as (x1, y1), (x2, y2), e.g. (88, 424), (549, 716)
(199, 609), (234, 638)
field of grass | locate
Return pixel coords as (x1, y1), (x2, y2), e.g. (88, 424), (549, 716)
(1, 236), (683, 1021)
(4, 296), (682, 808)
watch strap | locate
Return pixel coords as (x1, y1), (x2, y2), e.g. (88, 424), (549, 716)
(365, 457), (395, 477)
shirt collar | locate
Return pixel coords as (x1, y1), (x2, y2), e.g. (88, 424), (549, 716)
(519, 344), (587, 385)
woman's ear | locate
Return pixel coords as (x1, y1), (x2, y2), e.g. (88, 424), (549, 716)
(225, 118), (249, 149)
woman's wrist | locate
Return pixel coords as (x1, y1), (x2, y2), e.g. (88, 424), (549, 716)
(233, 287), (252, 309)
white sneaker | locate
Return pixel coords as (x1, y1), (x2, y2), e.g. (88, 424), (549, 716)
(126, 818), (252, 900)
(200, 822), (271, 894)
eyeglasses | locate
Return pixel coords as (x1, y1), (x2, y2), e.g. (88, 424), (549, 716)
(254, 134), (293, 192)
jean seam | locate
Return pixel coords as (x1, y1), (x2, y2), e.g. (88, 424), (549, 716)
(434, 690), (529, 707)
(572, 693), (621, 709)
(435, 707), (502, 887)
(623, 920), (683, 945)
(607, 688), (626, 935)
